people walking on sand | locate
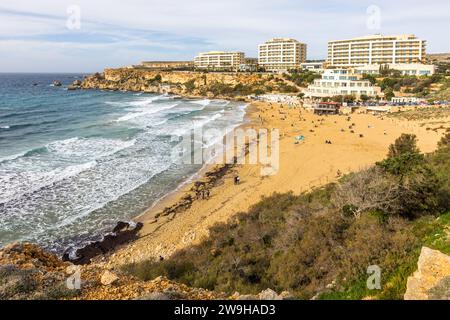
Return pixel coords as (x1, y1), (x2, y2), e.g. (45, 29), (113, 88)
(234, 176), (240, 185)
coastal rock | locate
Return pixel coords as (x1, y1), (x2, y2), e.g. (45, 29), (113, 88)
(62, 221), (143, 265)
(404, 247), (450, 300)
(80, 67), (285, 100)
(52, 81), (62, 87)
(100, 270), (119, 286)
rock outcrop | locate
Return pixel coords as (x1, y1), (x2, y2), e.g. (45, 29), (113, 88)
(62, 221), (143, 265)
(80, 68), (290, 100)
(404, 247), (450, 300)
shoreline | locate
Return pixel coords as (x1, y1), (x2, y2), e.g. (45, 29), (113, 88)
(131, 103), (258, 235)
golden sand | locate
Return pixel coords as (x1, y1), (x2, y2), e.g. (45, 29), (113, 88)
(103, 102), (447, 268)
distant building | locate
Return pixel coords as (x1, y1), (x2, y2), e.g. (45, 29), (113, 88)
(258, 38), (307, 72)
(353, 63), (435, 76)
(194, 51), (245, 71)
(139, 61), (193, 70)
(300, 61), (326, 73)
(305, 69), (382, 99)
(327, 34), (427, 67)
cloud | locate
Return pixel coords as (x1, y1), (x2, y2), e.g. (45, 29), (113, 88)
(0, 0), (449, 72)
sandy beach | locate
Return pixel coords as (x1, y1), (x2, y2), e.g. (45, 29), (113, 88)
(103, 102), (447, 268)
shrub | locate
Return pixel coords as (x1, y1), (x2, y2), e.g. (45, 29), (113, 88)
(387, 134), (420, 158)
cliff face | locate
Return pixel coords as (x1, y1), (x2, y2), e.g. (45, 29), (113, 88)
(80, 68), (294, 99)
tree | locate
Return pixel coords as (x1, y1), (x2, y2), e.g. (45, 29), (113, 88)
(360, 94), (370, 102)
(333, 168), (404, 219)
(384, 88), (395, 101)
(387, 134), (420, 158)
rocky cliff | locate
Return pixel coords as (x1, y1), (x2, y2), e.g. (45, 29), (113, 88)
(0, 242), (292, 300)
(79, 68), (297, 99)
(404, 247), (450, 300)
(0, 242), (223, 300)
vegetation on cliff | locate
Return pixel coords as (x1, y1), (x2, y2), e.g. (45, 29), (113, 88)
(361, 71), (450, 101)
(123, 133), (450, 300)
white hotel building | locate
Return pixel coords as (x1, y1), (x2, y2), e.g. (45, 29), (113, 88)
(327, 34), (427, 67)
(258, 38), (307, 72)
(194, 51), (245, 71)
(305, 69), (382, 99)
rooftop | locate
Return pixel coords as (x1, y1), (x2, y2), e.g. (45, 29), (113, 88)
(261, 38), (305, 45)
(329, 34), (421, 43)
(197, 51), (244, 55)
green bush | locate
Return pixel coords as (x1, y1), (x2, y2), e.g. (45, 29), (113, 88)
(387, 134), (420, 158)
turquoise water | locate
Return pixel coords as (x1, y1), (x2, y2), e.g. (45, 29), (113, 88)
(0, 74), (246, 253)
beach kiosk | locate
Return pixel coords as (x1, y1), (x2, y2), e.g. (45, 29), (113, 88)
(312, 102), (341, 115)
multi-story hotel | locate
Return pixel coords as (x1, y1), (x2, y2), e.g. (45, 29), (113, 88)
(194, 51), (245, 71)
(258, 38), (307, 72)
(327, 34), (427, 67)
(305, 69), (382, 99)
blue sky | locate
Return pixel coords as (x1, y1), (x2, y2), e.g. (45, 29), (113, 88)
(0, 0), (449, 73)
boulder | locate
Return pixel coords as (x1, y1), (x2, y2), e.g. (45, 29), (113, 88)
(258, 288), (283, 300)
(404, 247), (450, 300)
(100, 270), (119, 286)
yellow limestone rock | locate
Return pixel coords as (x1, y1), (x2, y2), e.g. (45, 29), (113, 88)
(100, 270), (119, 286)
(404, 247), (450, 300)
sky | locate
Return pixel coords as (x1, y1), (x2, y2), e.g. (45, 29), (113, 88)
(0, 0), (449, 73)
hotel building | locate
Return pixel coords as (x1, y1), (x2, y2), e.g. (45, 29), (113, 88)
(305, 69), (382, 99)
(352, 63), (435, 76)
(258, 38), (307, 72)
(194, 51), (245, 71)
(327, 34), (427, 67)
(139, 61), (194, 70)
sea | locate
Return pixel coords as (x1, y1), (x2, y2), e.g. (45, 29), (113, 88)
(0, 73), (247, 254)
